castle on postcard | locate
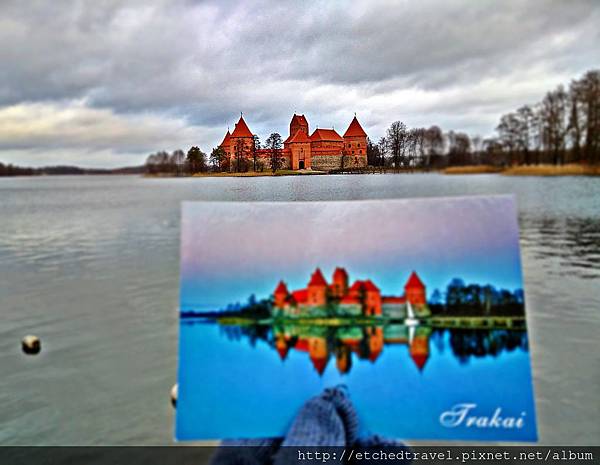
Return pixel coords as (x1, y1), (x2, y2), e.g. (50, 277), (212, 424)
(272, 267), (431, 319)
(219, 114), (368, 171)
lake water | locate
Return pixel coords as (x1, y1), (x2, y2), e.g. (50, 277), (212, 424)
(0, 174), (599, 444)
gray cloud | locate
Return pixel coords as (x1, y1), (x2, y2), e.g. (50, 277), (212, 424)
(0, 0), (599, 167)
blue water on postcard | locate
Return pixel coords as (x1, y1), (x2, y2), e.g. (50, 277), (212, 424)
(177, 322), (536, 441)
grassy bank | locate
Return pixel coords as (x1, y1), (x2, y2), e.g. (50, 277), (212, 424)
(145, 169), (328, 178)
(443, 165), (504, 175)
(444, 163), (600, 176)
(502, 163), (600, 176)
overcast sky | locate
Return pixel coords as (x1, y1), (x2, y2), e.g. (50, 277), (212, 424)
(1, 0), (599, 168)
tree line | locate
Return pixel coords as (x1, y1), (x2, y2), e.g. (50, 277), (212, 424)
(145, 148), (207, 175)
(0, 162), (37, 176)
(428, 278), (525, 317)
(0, 162), (145, 176)
(368, 69), (600, 170)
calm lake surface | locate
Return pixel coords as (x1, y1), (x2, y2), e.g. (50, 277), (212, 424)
(0, 174), (599, 444)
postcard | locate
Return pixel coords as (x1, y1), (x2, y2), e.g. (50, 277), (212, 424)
(176, 196), (537, 442)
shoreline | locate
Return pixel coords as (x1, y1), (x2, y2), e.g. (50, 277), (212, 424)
(444, 163), (600, 176)
(182, 314), (527, 330)
(144, 163), (600, 178)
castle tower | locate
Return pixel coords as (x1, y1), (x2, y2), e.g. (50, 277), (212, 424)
(307, 268), (327, 306)
(332, 267), (349, 298)
(289, 114), (309, 138)
(219, 129), (232, 161)
(343, 115), (368, 168)
(367, 326), (384, 362)
(404, 271), (426, 306)
(229, 114), (254, 171)
(274, 280), (289, 309)
(409, 327), (431, 371)
(308, 336), (329, 375)
(275, 334), (290, 360)
(363, 280), (382, 316)
(287, 130), (312, 170)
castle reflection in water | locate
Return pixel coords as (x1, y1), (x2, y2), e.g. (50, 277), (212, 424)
(216, 324), (529, 375)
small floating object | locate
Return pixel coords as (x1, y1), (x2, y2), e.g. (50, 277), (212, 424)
(22, 335), (41, 355)
(170, 383), (178, 408)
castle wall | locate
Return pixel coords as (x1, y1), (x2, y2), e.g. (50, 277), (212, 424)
(257, 151), (291, 170)
(299, 304), (328, 317)
(382, 303), (407, 319)
(311, 154), (343, 171)
(311, 153), (367, 171)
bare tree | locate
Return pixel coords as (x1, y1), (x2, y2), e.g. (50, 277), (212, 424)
(540, 85), (568, 165)
(366, 137), (380, 167)
(447, 131), (471, 166)
(377, 137), (387, 172)
(265, 133), (283, 173)
(233, 138), (249, 172)
(423, 126), (444, 168)
(170, 149), (185, 176)
(386, 121), (407, 171)
(572, 70), (600, 164)
(251, 134), (261, 172)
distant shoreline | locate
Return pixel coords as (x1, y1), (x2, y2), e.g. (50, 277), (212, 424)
(144, 163), (600, 178)
(3, 163), (599, 178)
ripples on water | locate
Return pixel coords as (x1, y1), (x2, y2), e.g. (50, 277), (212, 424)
(0, 174), (598, 444)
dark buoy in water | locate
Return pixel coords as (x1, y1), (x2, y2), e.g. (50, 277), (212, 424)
(170, 384), (178, 408)
(22, 335), (41, 355)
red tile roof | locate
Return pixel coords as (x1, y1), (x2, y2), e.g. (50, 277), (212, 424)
(274, 280), (288, 295)
(310, 128), (343, 142)
(231, 115), (253, 138)
(349, 280), (362, 292)
(405, 271), (425, 290)
(310, 356), (328, 375)
(382, 296), (406, 304)
(368, 350), (381, 362)
(291, 289), (308, 303)
(343, 116), (367, 138)
(411, 352), (428, 371)
(363, 279), (379, 292)
(349, 279), (379, 293)
(276, 345), (289, 360)
(340, 296), (361, 305)
(288, 130), (311, 143)
(308, 268), (327, 286)
(219, 130), (231, 147)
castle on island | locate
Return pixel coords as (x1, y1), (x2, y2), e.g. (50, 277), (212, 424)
(272, 267), (431, 319)
(219, 114), (368, 171)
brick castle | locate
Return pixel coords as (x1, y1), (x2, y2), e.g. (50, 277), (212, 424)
(272, 267), (430, 319)
(219, 114), (368, 171)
